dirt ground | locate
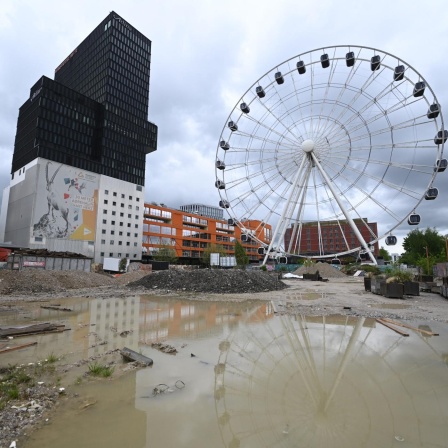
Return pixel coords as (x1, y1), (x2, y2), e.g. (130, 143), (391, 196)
(1, 269), (447, 321)
(1, 269), (448, 447)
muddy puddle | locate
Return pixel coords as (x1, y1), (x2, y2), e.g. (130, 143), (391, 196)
(369, 303), (411, 310)
(286, 291), (335, 300)
(2, 296), (448, 447)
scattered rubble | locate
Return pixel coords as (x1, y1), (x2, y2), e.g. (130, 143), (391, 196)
(128, 269), (287, 293)
(151, 342), (178, 354)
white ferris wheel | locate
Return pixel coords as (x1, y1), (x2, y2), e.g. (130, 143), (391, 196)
(215, 45), (446, 264)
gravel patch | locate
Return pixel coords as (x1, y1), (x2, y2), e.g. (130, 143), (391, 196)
(293, 262), (347, 278)
(128, 269), (287, 293)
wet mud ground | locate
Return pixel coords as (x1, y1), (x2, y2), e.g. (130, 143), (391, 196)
(1, 276), (448, 447)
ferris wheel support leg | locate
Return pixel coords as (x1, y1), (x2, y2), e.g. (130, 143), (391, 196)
(287, 168), (312, 254)
(262, 156), (308, 265)
(310, 153), (377, 265)
(323, 317), (365, 413)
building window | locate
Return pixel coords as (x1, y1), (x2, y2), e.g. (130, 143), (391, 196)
(103, 210), (107, 214)
(135, 224), (138, 228)
(121, 203), (125, 208)
(134, 242), (137, 247)
(109, 253), (113, 256)
(118, 253), (122, 258)
(101, 239), (105, 244)
(127, 232), (130, 237)
(112, 211), (116, 216)
(105, 190), (109, 195)
(119, 241), (122, 245)
(136, 197), (140, 202)
(126, 253), (130, 257)
(134, 233), (138, 237)
(133, 254), (137, 258)
(127, 223), (131, 228)
(129, 196), (132, 200)
(100, 252), (104, 256)
(111, 230), (115, 235)
(121, 194), (125, 198)
(113, 202), (117, 206)
(119, 231), (123, 236)
(128, 214), (131, 218)
(102, 219), (107, 224)
(120, 222), (123, 226)
(104, 200), (108, 204)
(120, 213), (124, 217)
(102, 229), (106, 234)
(113, 192), (117, 197)
(126, 242), (130, 246)
(111, 221), (115, 225)
(128, 205), (132, 210)
(136, 206), (139, 211)
(110, 240), (114, 245)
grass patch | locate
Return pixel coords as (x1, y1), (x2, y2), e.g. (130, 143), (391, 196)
(0, 365), (33, 408)
(88, 362), (114, 378)
(45, 353), (59, 363)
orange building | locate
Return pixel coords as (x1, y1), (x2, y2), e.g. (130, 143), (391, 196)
(142, 203), (272, 264)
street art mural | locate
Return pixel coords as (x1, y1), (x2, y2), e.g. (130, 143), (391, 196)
(33, 161), (99, 240)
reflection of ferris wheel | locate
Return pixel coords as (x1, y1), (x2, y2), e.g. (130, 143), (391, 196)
(214, 314), (448, 448)
(215, 45), (446, 263)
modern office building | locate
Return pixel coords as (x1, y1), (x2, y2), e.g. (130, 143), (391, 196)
(284, 219), (379, 259)
(142, 203), (272, 264)
(179, 204), (224, 220)
(0, 12), (157, 263)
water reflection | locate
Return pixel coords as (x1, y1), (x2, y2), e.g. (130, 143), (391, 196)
(214, 314), (448, 447)
(11, 297), (448, 448)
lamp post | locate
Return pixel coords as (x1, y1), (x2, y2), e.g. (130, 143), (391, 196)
(424, 246), (430, 276)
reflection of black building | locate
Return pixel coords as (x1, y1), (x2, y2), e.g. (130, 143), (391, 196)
(12, 11), (157, 186)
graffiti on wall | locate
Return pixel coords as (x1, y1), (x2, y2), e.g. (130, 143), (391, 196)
(33, 161), (99, 240)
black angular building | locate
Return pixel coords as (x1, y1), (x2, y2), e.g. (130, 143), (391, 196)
(12, 11), (157, 186)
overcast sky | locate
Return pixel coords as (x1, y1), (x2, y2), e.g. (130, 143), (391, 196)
(1, 0), (447, 254)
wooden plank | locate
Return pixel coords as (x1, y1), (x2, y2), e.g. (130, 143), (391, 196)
(381, 318), (439, 336)
(120, 347), (153, 366)
(0, 341), (37, 354)
(376, 318), (409, 336)
(0, 323), (66, 338)
(41, 305), (72, 312)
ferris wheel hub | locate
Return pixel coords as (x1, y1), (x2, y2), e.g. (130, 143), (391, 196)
(302, 139), (315, 153)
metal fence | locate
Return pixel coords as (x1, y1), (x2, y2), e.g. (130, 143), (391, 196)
(6, 254), (91, 272)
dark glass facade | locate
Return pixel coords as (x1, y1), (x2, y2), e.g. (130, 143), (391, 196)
(11, 11), (157, 185)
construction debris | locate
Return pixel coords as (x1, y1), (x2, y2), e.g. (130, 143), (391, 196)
(40, 305), (72, 311)
(376, 318), (409, 336)
(151, 342), (177, 354)
(120, 347), (153, 366)
(0, 341), (37, 354)
(0, 323), (68, 339)
(129, 269), (287, 294)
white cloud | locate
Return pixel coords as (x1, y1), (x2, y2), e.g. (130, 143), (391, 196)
(1, 0), (448, 255)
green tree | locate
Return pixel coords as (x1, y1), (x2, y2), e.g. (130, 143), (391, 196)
(234, 240), (249, 269)
(119, 257), (128, 272)
(152, 245), (178, 263)
(379, 246), (391, 262)
(201, 243), (226, 267)
(399, 228), (445, 274)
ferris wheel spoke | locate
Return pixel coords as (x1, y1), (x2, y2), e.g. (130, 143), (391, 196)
(253, 87), (306, 144)
(320, 66), (390, 136)
(322, 161), (404, 225)
(242, 114), (301, 147)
